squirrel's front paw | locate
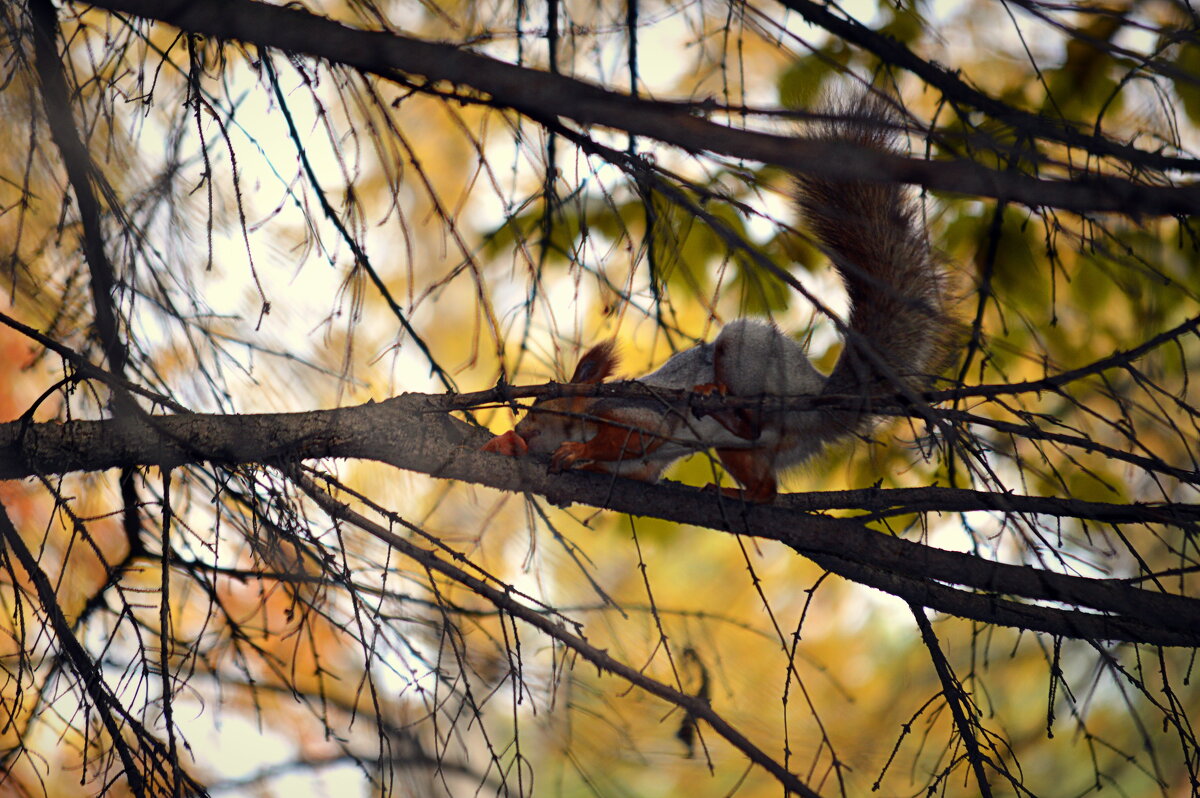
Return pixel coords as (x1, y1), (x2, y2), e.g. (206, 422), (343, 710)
(550, 441), (589, 473)
(482, 430), (529, 456)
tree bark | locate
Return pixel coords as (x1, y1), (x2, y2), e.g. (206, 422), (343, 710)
(4, 398), (1198, 647)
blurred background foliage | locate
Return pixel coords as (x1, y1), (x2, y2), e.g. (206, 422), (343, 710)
(0, 0), (1198, 795)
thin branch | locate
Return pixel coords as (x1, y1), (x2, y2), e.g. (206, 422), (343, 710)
(774, 0), (1199, 173)
(0, 502), (208, 797)
(291, 470), (827, 798)
(909, 604), (995, 797)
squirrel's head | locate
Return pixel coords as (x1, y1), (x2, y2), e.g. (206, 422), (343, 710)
(500, 340), (620, 455)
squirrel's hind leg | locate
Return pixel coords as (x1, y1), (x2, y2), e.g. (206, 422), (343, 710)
(713, 448), (778, 502)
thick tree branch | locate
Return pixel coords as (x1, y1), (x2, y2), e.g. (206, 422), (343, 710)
(2, 318), (1192, 529)
(3, 400), (1198, 646)
(82, 0), (1200, 216)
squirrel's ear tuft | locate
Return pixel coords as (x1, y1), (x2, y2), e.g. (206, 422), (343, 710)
(570, 340), (619, 383)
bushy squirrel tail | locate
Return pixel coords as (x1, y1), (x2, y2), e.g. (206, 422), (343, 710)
(795, 93), (953, 406)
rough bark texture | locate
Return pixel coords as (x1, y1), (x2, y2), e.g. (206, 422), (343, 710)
(3, 401), (1198, 647)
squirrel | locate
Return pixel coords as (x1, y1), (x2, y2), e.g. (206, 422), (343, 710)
(483, 92), (952, 502)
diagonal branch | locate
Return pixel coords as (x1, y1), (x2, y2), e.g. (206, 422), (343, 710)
(289, 469), (826, 798)
(29, 0), (128, 377)
(910, 604), (995, 797)
(774, 0), (1199, 174)
(81, 0), (1200, 216)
